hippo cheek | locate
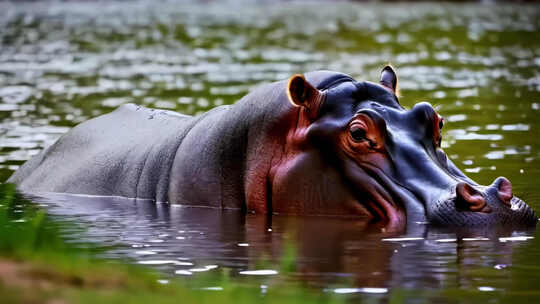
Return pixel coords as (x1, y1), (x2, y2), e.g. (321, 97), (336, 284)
(270, 151), (375, 218)
(340, 158), (408, 232)
(269, 143), (408, 231)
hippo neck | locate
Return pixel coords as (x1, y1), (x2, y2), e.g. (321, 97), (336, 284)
(167, 79), (296, 210)
(233, 72), (357, 212)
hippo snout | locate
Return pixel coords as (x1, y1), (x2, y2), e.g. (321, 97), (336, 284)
(429, 177), (537, 227)
(488, 177), (513, 206)
(455, 182), (487, 212)
(455, 177), (513, 213)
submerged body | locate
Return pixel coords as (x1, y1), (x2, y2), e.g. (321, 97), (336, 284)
(8, 68), (537, 231)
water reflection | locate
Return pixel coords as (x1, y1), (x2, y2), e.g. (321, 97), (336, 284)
(35, 192), (536, 292)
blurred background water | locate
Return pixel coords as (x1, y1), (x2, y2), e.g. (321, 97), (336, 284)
(1, 0), (540, 301)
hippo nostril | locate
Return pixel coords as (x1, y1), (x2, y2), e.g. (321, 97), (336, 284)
(493, 176), (513, 206)
(456, 182), (488, 212)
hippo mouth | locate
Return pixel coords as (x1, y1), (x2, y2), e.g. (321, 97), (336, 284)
(348, 160), (538, 231)
(359, 194), (406, 232)
(346, 160), (411, 231)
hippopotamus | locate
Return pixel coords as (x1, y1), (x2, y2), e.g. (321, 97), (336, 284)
(7, 66), (537, 232)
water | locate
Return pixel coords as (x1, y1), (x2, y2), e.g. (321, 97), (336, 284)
(1, 0), (540, 300)
(36, 192), (539, 299)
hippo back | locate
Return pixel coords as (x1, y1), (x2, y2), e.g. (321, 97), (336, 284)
(8, 104), (202, 201)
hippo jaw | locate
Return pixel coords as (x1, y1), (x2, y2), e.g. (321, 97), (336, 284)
(271, 66), (537, 232)
(340, 159), (408, 231)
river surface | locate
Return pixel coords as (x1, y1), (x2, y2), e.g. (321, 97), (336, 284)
(1, 1), (540, 301)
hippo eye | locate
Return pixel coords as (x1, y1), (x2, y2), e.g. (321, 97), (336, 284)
(350, 127), (367, 142)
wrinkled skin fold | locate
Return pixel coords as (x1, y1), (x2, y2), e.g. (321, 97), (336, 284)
(7, 67), (538, 232)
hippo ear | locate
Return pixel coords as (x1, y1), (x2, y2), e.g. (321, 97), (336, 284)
(380, 65), (399, 94)
(287, 74), (323, 116)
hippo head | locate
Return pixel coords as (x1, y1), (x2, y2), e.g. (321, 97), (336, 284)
(268, 66), (537, 232)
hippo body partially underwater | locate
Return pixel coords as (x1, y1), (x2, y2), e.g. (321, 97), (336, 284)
(8, 67), (537, 232)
